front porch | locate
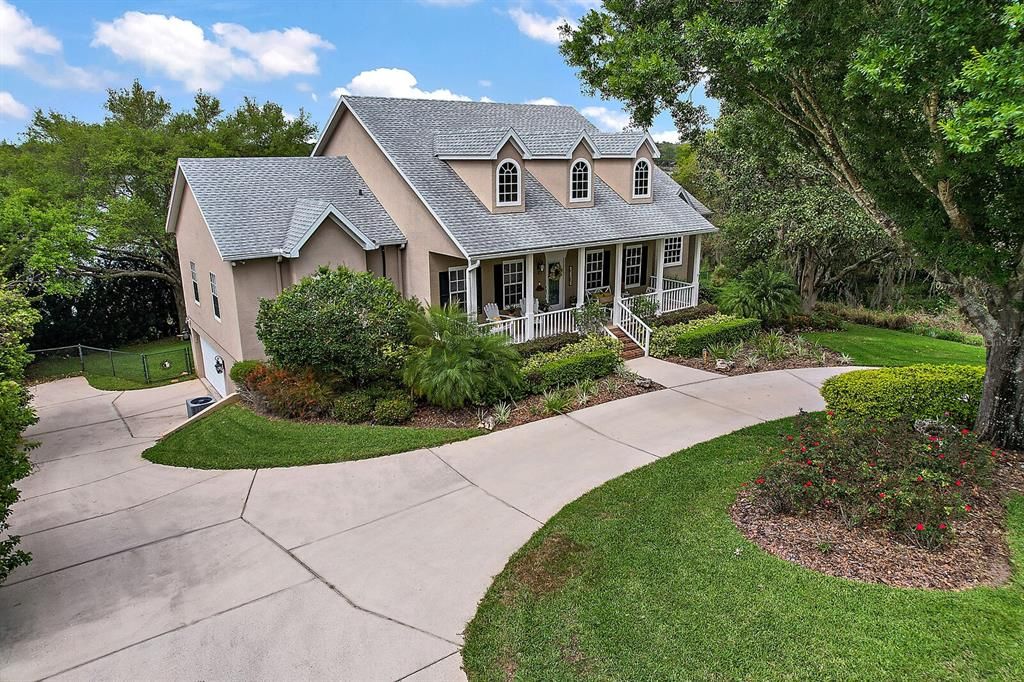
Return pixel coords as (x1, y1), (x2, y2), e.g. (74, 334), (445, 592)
(449, 234), (704, 354)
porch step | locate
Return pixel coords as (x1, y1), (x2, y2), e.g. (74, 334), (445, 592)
(608, 325), (644, 359)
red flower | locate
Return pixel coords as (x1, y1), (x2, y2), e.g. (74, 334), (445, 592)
(991, 450), (999, 458)
(786, 435), (794, 442)
(960, 460), (967, 467)
(868, 461), (876, 467)
(964, 504), (972, 512)
(928, 435), (938, 442)
(803, 481), (813, 488)
(755, 477), (765, 485)
(805, 459), (813, 466)
(813, 441), (820, 446)
(955, 480), (963, 487)
(960, 428), (970, 435)
(878, 492), (886, 499)
(827, 410), (834, 417)
(915, 523), (925, 531)
(916, 475), (923, 482)
(801, 445), (807, 453)
(939, 523), (947, 530)
(938, 454), (945, 460)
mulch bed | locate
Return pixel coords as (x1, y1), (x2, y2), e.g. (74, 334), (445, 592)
(406, 373), (661, 431)
(666, 352), (849, 377)
(730, 451), (1024, 590)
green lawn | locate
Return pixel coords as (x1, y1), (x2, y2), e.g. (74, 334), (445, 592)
(806, 323), (987, 367)
(26, 337), (195, 390)
(143, 403), (482, 469)
(463, 417), (1022, 681)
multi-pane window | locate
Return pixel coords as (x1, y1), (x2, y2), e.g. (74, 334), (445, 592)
(585, 250), (605, 291)
(501, 260), (525, 309)
(190, 261), (200, 304)
(209, 272), (221, 319)
(496, 159), (520, 206)
(570, 159), (591, 202)
(448, 266), (467, 311)
(623, 244), (643, 287)
(633, 159), (651, 198)
(663, 236), (683, 266)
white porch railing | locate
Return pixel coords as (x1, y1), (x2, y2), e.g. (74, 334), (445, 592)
(622, 276), (697, 314)
(478, 307), (578, 344)
(478, 314), (530, 343)
(613, 299), (651, 355)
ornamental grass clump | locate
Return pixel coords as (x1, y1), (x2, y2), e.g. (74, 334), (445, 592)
(751, 413), (997, 550)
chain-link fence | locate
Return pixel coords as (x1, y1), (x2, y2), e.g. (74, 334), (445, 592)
(27, 344), (195, 385)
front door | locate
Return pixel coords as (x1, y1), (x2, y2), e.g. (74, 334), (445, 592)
(545, 252), (565, 310)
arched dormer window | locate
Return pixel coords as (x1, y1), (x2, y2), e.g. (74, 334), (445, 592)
(570, 159), (591, 202)
(496, 159), (521, 206)
(633, 158), (651, 198)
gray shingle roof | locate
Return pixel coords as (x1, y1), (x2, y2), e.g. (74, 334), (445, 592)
(177, 156), (405, 260)
(433, 127), (512, 156)
(591, 131), (648, 156)
(338, 96), (716, 257)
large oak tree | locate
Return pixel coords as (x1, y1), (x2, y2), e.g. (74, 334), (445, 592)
(563, 0), (1024, 447)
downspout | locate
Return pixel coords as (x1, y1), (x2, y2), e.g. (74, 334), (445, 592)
(275, 255), (284, 294)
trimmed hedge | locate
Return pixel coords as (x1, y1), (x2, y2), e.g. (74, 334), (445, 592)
(820, 364), (985, 426)
(649, 303), (719, 328)
(373, 396), (415, 425)
(522, 335), (621, 392)
(229, 360), (263, 384)
(514, 332), (581, 359)
(333, 390), (376, 423)
(650, 314), (760, 358)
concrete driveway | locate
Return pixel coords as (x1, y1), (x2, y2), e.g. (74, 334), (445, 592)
(1, 362), (859, 681)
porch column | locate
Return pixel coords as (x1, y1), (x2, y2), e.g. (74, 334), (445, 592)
(466, 261), (478, 321)
(612, 242), (623, 324)
(525, 252), (535, 340)
(576, 247), (586, 307)
(655, 238), (666, 313)
(692, 235), (703, 304)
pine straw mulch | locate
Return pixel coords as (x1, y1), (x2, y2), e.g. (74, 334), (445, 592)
(405, 373), (661, 431)
(730, 451), (1024, 590)
(666, 351), (850, 377)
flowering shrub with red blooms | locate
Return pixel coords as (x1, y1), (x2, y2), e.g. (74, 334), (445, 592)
(242, 364), (335, 420)
(751, 413), (998, 550)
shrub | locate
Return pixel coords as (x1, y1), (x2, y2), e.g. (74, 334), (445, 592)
(821, 365), (985, 426)
(573, 299), (608, 336)
(522, 336), (621, 392)
(242, 364), (335, 420)
(403, 306), (523, 408)
(628, 295), (659, 325)
(650, 314), (760, 358)
(229, 360), (263, 385)
(719, 263), (799, 324)
(372, 396), (415, 425)
(779, 310), (843, 332)
(0, 285), (39, 583)
(255, 266), (413, 385)
(514, 332), (580, 359)
(649, 303), (719, 328)
(752, 414), (996, 549)
(332, 390), (376, 424)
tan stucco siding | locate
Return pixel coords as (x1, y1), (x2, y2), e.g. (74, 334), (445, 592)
(526, 159), (568, 207)
(231, 258), (280, 361)
(594, 144), (654, 204)
(288, 219), (368, 284)
(174, 183), (244, 361)
(319, 109), (463, 303)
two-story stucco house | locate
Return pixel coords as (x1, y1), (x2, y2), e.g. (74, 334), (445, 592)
(166, 96), (717, 396)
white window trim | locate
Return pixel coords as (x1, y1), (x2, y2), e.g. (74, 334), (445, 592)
(584, 249), (605, 293)
(190, 261), (201, 305)
(663, 236), (684, 266)
(632, 158), (651, 198)
(569, 158), (592, 203)
(209, 272), (221, 322)
(448, 266), (468, 311)
(495, 158), (522, 207)
(623, 243), (644, 287)
(501, 259), (526, 309)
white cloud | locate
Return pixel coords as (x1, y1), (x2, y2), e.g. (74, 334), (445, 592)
(480, 96), (495, 103)
(525, 96), (560, 106)
(478, 79), (492, 87)
(92, 12), (333, 91)
(0, 0), (61, 67)
(0, 91), (29, 119)
(581, 105), (631, 131)
(508, 7), (575, 45)
(652, 130), (680, 143)
(331, 68), (471, 101)
(311, 92), (318, 102)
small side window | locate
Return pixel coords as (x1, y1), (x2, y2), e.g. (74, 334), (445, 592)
(663, 236), (683, 266)
(209, 272), (221, 320)
(190, 261), (200, 304)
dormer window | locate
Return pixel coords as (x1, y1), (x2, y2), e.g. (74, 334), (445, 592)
(633, 158), (651, 198)
(496, 159), (521, 206)
(570, 159), (591, 202)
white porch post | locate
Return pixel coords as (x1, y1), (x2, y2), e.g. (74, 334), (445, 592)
(655, 238), (666, 313)
(466, 261), (478, 321)
(692, 234), (703, 299)
(576, 247), (586, 307)
(525, 252), (535, 340)
(612, 242), (623, 324)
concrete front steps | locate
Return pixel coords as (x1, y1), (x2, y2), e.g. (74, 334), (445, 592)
(608, 325), (645, 360)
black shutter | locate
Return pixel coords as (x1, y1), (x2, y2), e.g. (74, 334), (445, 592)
(475, 267), (483, 314)
(640, 245), (649, 287)
(438, 271), (450, 308)
(493, 264), (502, 308)
(602, 250), (611, 287)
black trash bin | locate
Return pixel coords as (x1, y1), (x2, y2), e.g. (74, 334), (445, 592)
(186, 396), (215, 418)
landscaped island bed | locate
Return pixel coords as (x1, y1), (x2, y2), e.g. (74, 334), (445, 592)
(463, 417), (1024, 681)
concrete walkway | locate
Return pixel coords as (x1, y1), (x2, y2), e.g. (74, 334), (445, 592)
(1, 362), (861, 681)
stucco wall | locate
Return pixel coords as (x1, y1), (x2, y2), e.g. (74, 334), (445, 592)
(231, 258), (280, 361)
(288, 218), (368, 284)
(319, 109), (463, 304)
(594, 142), (654, 204)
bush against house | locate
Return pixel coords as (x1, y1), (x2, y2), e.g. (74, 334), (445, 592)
(650, 314), (760, 358)
(0, 284), (40, 583)
(255, 267), (413, 386)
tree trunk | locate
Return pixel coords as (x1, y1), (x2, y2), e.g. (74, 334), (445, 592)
(798, 247), (819, 313)
(975, 311), (1024, 449)
(171, 284), (187, 335)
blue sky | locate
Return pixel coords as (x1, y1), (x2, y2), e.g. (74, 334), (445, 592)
(0, 0), (718, 143)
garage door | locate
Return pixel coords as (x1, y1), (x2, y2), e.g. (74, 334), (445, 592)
(199, 335), (227, 397)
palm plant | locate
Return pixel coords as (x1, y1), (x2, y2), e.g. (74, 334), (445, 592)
(719, 263), (799, 324)
(403, 306), (522, 409)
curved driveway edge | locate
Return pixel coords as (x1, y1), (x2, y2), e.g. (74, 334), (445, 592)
(1, 363), (862, 681)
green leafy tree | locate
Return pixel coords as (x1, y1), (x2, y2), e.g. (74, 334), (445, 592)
(562, 0), (1024, 448)
(0, 282), (39, 583)
(403, 306), (523, 409)
(255, 267), (413, 385)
